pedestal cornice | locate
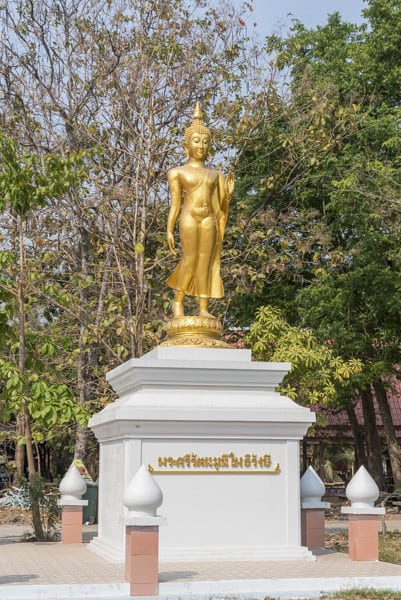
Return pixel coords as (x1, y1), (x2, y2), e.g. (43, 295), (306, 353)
(90, 347), (315, 439)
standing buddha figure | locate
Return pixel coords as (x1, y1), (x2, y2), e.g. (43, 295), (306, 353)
(166, 102), (234, 319)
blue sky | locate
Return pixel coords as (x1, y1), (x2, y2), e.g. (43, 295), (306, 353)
(236, 0), (367, 37)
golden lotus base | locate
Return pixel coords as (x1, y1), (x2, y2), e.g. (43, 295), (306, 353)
(161, 315), (230, 348)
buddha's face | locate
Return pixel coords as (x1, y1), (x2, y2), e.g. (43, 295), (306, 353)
(186, 132), (210, 160)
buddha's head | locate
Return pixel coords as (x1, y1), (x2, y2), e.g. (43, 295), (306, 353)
(184, 102), (211, 160)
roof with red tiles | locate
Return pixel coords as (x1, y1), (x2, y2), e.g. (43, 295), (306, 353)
(308, 379), (401, 440)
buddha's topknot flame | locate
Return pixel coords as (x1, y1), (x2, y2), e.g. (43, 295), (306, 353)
(184, 101), (211, 147)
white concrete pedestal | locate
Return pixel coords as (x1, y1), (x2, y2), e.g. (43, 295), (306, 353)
(89, 347), (315, 562)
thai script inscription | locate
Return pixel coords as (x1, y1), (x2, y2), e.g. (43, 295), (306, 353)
(147, 452), (280, 474)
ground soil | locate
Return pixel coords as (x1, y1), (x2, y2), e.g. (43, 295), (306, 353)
(0, 506), (32, 524)
(1, 492), (400, 525)
(323, 493), (401, 520)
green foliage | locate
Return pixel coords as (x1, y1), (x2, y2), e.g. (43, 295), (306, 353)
(271, 1), (401, 390)
(224, 0), (401, 487)
(0, 135), (88, 215)
(1, 0), (401, 484)
(0, 135), (91, 447)
(0, 0), (258, 468)
(0, 331), (89, 434)
(246, 305), (361, 406)
(325, 590), (401, 599)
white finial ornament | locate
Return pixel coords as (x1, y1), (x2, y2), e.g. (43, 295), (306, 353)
(345, 465), (379, 508)
(341, 465), (385, 515)
(59, 462), (87, 503)
(300, 465), (330, 509)
(300, 466), (325, 504)
(124, 465), (163, 517)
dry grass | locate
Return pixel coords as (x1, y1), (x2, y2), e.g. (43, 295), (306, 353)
(0, 506), (32, 524)
(321, 593), (401, 599)
(325, 528), (401, 566)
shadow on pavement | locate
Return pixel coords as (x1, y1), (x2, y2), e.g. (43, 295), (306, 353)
(159, 570), (199, 582)
(0, 573), (39, 584)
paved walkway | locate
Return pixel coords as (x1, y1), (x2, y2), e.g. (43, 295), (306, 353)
(1, 522), (401, 599)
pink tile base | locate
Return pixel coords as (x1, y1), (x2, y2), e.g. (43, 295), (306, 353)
(348, 514), (379, 561)
(61, 506), (83, 544)
(125, 526), (159, 596)
(130, 582), (158, 596)
(301, 508), (325, 549)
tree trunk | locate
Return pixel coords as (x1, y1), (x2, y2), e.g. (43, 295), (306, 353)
(74, 225), (99, 462)
(346, 405), (367, 471)
(12, 215), (25, 477)
(15, 413), (25, 476)
(374, 379), (401, 490)
(301, 439), (308, 474)
(17, 215), (45, 540)
(75, 227), (90, 463)
(74, 424), (89, 461)
(360, 388), (386, 489)
(25, 411), (45, 540)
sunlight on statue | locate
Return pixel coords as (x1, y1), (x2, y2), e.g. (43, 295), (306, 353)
(166, 102), (234, 318)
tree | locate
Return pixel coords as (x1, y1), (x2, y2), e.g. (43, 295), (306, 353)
(247, 305), (361, 407)
(0, 134), (88, 539)
(221, 30), (362, 326)
(287, 2), (401, 488)
(0, 0), (255, 462)
(229, 1), (401, 488)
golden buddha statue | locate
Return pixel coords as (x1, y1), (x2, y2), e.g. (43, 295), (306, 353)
(166, 103), (234, 316)
(163, 103), (234, 347)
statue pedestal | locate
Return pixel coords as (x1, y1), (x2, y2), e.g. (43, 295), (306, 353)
(161, 315), (230, 347)
(89, 347), (315, 562)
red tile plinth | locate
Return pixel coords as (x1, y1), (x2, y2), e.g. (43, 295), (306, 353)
(61, 506), (83, 544)
(125, 525), (159, 596)
(348, 514), (379, 561)
(301, 508), (325, 549)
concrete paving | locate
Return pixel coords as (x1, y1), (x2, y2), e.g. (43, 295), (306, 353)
(1, 522), (401, 599)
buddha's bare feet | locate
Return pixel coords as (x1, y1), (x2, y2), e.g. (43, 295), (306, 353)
(173, 301), (184, 317)
(199, 298), (213, 318)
